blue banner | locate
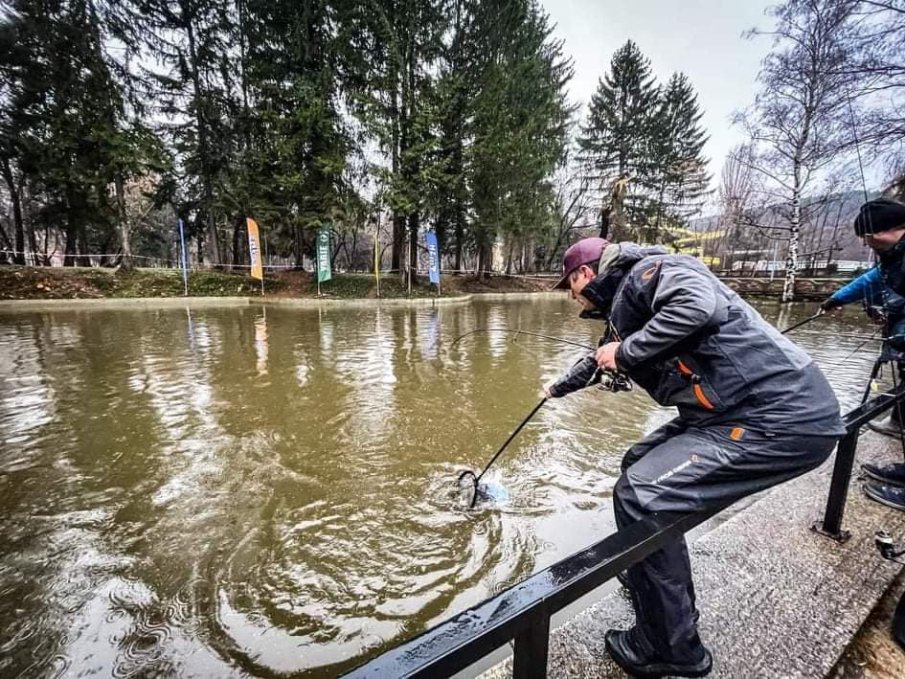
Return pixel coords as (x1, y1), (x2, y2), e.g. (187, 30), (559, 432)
(426, 231), (440, 285)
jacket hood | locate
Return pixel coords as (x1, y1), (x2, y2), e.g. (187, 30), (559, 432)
(580, 243), (668, 316)
(598, 243), (669, 274)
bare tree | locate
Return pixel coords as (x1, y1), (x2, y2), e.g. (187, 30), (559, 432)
(714, 145), (767, 273)
(847, 1), (905, 183)
(736, 0), (859, 301)
(544, 156), (595, 270)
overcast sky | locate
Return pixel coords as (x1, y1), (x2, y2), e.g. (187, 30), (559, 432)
(540, 0), (775, 191)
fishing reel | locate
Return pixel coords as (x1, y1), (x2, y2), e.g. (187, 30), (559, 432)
(875, 530), (905, 565)
(589, 367), (633, 393)
(865, 304), (889, 326)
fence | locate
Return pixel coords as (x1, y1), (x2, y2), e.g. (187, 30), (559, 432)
(345, 383), (905, 679)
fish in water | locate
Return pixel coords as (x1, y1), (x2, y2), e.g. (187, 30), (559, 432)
(456, 472), (509, 508)
(475, 479), (509, 505)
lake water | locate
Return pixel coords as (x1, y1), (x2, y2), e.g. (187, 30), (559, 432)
(0, 295), (881, 677)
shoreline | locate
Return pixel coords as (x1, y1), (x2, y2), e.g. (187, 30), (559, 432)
(0, 264), (847, 307)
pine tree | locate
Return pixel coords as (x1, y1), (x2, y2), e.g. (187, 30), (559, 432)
(432, 0), (472, 271)
(0, 0), (154, 266)
(239, 0), (355, 268)
(578, 40), (658, 241)
(344, 0), (447, 279)
(646, 72), (711, 238)
(468, 0), (573, 274)
(135, 0), (237, 265)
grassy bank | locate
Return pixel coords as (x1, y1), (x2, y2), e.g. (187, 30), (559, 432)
(0, 265), (847, 302)
(0, 266), (551, 301)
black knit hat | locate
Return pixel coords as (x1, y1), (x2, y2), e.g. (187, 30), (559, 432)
(853, 198), (905, 237)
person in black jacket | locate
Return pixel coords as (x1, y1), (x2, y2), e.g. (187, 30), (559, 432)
(547, 238), (844, 678)
(832, 198), (905, 508)
(851, 199), (905, 296)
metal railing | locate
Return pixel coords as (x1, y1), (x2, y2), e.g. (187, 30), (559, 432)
(813, 381), (905, 542)
(345, 384), (905, 679)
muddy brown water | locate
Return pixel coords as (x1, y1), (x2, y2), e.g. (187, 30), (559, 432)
(0, 297), (882, 677)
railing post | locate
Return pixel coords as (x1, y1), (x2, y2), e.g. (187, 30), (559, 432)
(812, 427), (860, 542)
(512, 608), (550, 679)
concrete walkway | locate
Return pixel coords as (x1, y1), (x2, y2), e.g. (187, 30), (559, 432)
(484, 429), (905, 678)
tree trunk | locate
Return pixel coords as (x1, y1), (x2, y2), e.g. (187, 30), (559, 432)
(454, 203), (464, 272)
(1, 158), (25, 265)
(782, 165), (802, 303)
(114, 174), (134, 270)
(232, 216), (244, 269)
(405, 34), (419, 283)
(183, 4), (219, 266)
(477, 235), (492, 280)
(408, 212), (419, 281)
(390, 66), (404, 274)
(64, 186), (78, 267)
(77, 223), (91, 267)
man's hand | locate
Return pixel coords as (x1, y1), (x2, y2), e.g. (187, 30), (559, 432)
(541, 380), (556, 399)
(820, 297), (843, 314)
(596, 341), (621, 371)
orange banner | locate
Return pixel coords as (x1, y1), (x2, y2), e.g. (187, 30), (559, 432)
(246, 218), (263, 280)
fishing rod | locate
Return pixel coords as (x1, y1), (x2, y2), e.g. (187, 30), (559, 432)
(779, 311), (824, 335)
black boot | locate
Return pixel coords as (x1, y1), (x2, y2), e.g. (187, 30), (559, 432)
(605, 627), (713, 678)
(861, 462), (905, 487)
(863, 483), (905, 512)
(617, 571), (701, 624)
(893, 591), (905, 652)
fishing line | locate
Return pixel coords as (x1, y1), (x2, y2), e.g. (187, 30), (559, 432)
(450, 327), (594, 351)
(789, 329), (888, 341)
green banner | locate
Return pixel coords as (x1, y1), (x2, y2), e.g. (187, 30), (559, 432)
(316, 228), (332, 283)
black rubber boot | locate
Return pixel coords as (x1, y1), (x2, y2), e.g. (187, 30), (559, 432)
(605, 627), (713, 678)
(861, 463), (905, 487)
(863, 483), (905, 512)
(893, 591), (905, 652)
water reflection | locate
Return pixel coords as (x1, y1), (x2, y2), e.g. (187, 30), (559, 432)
(0, 298), (881, 677)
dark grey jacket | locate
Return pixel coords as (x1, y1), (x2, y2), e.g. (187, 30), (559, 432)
(549, 243), (845, 435)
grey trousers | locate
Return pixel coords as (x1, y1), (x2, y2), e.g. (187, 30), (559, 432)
(613, 418), (838, 662)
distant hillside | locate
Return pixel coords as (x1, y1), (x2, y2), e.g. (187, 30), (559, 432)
(687, 190), (877, 269)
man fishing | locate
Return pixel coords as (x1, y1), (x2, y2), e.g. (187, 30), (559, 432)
(545, 237), (844, 678)
(822, 198), (905, 508)
(849, 198), (905, 299)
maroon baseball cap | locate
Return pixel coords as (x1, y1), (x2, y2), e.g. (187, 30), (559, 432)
(552, 237), (610, 290)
